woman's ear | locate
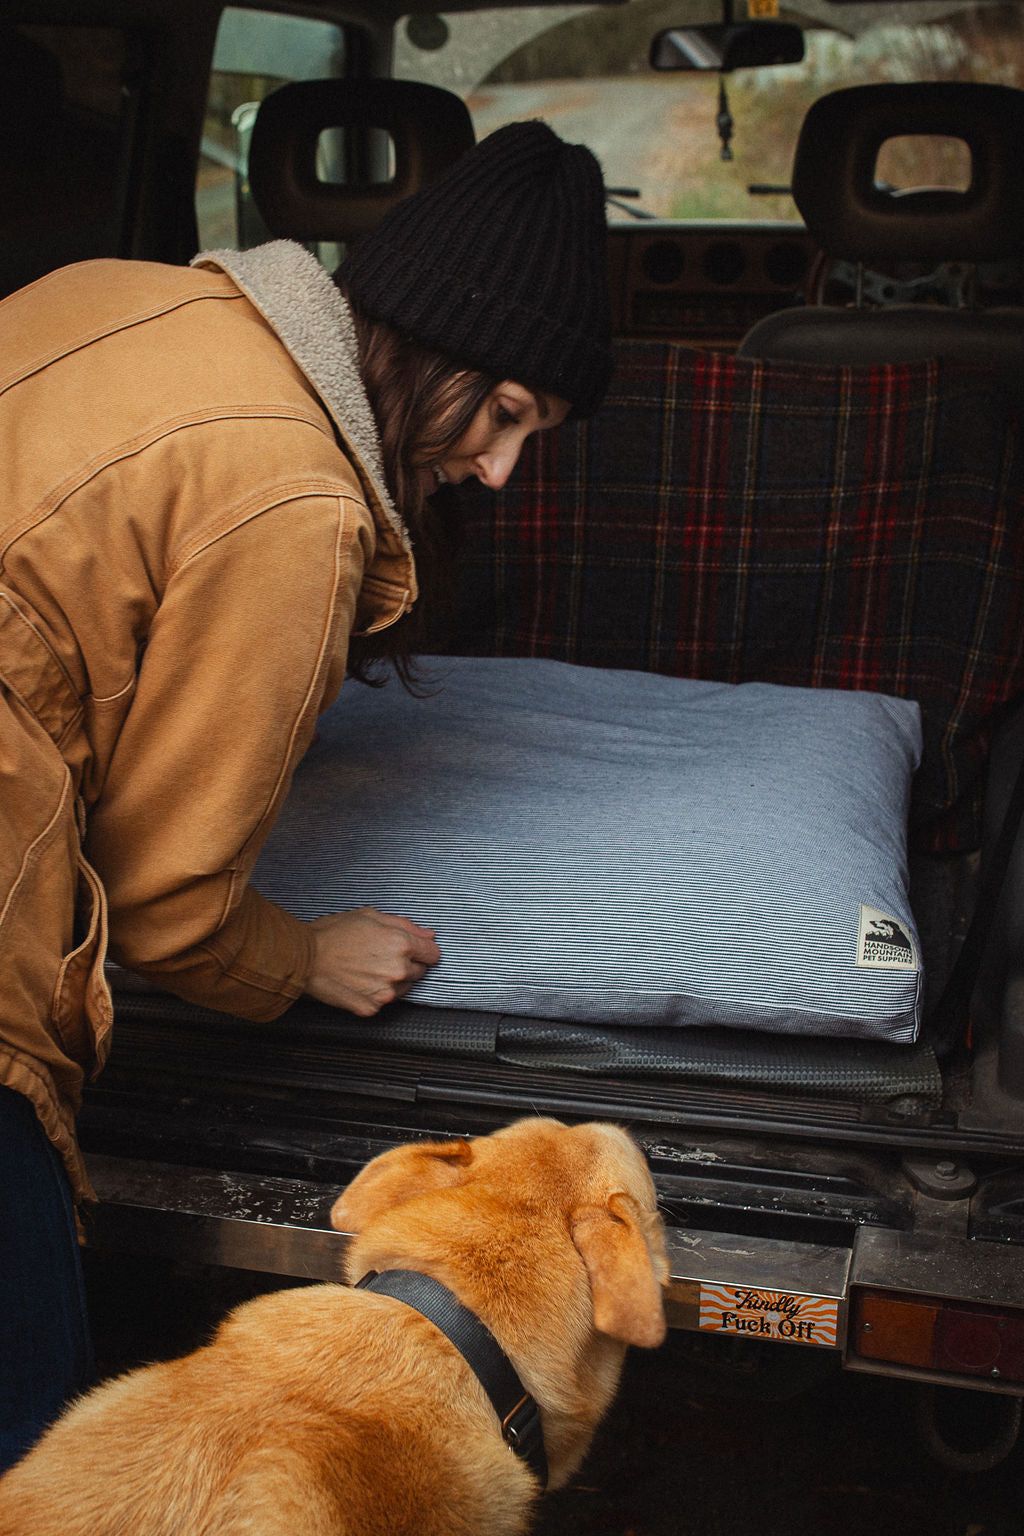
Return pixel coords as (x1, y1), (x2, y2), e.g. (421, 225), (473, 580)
(570, 1191), (669, 1348)
(331, 1137), (473, 1233)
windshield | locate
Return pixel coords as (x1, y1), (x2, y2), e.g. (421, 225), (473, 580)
(395, 0), (1024, 223)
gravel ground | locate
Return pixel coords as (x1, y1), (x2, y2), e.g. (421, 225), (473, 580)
(530, 1333), (1024, 1536)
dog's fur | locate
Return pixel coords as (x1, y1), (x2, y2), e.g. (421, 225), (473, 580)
(0, 1116), (668, 1536)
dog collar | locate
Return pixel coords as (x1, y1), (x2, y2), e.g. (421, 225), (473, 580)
(355, 1268), (548, 1488)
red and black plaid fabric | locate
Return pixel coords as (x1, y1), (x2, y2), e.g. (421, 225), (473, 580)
(441, 342), (1024, 852)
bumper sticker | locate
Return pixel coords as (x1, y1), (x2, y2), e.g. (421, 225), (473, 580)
(699, 1283), (839, 1347)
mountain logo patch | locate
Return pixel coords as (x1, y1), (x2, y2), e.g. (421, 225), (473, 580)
(857, 904), (918, 970)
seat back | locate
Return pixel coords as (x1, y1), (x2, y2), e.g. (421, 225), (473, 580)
(247, 78), (474, 247)
(738, 82), (1024, 378)
(443, 339), (1024, 859)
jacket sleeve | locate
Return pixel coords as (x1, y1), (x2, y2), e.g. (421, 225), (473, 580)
(85, 489), (374, 1021)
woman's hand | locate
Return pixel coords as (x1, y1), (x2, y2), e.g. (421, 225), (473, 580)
(305, 907), (441, 1016)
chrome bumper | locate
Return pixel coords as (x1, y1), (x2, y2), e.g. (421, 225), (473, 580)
(84, 1153), (1024, 1392)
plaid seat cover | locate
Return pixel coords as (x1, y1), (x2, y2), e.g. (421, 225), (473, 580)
(443, 343), (1024, 852)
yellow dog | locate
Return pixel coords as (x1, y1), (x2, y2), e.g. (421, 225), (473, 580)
(0, 1117), (668, 1535)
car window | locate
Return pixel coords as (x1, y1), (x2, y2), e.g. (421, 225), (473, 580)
(196, 5), (349, 259)
(394, 0), (1024, 224)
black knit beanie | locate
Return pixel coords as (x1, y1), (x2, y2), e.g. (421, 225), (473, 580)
(337, 119), (613, 418)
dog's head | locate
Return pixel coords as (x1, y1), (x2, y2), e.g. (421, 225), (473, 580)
(331, 1117), (667, 1348)
(331, 1117), (668, 1485)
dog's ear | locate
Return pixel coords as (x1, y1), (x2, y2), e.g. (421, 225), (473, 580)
(570, 1192), (669, 1348)
(330, 1137), (474, 1233)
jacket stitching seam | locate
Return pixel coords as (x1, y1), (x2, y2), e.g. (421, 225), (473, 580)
(0, 408), (336, 565)
(222, 501), (353, 932)
(0, 765), (74, 938)
(172, 486), (365, 573)
(0, 285), (248, 399)
(87, 675), (138, 707)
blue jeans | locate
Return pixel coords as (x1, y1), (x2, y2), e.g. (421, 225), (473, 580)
(0, 1085), (94, 1472)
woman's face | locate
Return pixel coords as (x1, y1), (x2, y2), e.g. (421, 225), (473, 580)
(417, 380), (571, 496)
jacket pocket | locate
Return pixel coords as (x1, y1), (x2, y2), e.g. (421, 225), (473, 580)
(354, 573), (414, 635)
(51, 849), (114, 1077)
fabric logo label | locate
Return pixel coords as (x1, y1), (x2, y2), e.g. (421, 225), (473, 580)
(857, 904), (918, 970)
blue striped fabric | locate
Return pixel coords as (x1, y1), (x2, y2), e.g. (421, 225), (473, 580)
(253, 657), (924, 1043)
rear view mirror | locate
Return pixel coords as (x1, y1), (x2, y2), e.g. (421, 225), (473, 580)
(650, 22), (805, 72)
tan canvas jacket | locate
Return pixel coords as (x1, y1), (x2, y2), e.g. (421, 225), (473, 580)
(0, 241), (416, 1195)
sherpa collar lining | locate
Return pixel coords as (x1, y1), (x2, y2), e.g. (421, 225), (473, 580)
(190, 241), (410, 556)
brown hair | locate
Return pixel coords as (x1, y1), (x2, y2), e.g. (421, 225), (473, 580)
(343, 299), (500, 690)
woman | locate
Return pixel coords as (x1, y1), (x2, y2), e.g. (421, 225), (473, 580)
(0, 119), (611, 1468)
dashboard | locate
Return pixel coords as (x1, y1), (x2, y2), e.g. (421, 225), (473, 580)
(608, 221), (817, 347)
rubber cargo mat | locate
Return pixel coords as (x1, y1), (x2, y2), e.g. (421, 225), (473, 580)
(108, 981), (942, 1106)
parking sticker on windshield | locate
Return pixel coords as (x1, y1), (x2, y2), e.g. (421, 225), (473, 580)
(856, 904), (919, 970)
(699, 1284), (839, 1348)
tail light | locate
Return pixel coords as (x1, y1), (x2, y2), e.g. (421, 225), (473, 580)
(851, 1288), (1024, 1384)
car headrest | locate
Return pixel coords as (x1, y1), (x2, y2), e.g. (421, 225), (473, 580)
(248, 78), (475, 244)
(791, 82), (1024, 265)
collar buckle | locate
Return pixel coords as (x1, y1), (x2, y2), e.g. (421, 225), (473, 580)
(502, 1393), (543, 1457)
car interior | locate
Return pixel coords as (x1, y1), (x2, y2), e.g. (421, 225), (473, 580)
(7, 3), (1024, 1399)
